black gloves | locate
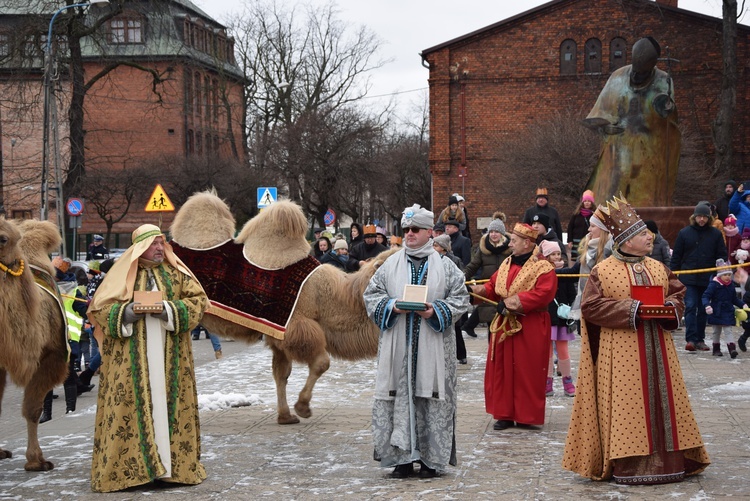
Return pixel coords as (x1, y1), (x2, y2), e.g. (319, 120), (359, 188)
(496, 300), (507, 315)
(122, 303), (145, 325)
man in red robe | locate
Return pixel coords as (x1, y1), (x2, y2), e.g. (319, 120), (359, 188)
(469, 223), (557, 430)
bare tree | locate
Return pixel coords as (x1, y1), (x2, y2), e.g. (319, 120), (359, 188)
(711, 0), (745, 179)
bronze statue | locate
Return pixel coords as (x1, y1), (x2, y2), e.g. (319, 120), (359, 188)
(584, 37), (680, 206)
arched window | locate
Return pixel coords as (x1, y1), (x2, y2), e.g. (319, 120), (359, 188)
(560, 39), (576, 75)
(610, 37), (627, 71)
(584, 38), (602, 74)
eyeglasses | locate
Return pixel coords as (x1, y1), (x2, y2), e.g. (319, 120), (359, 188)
(403, 227), (423, 234)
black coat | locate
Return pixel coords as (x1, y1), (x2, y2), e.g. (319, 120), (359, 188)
(670, 222), (727, 287)
(548, 270), (577, 327)
(523, 204), (563, 241)
(448, 232), (472, 267)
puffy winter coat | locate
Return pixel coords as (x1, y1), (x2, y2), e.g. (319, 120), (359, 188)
(670, 220), (727, 287)
(702, 277), (744, 326)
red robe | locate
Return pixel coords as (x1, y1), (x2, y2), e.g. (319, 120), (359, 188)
(483, 259), (557, 425)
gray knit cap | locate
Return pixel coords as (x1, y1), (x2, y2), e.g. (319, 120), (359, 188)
(487, 218), (506, 234)
(433, 234), (452, 252)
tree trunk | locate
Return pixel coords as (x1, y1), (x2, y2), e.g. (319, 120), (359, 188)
(64, 25), (86, 198)
(711, 0), (738, 179)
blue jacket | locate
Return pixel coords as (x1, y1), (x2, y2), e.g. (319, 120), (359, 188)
(728, 190), (750, 232)
(702, 277), (744, 326)
(670, 222), (727, 287)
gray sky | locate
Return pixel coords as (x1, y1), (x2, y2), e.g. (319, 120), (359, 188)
(195, 0), (730, 116)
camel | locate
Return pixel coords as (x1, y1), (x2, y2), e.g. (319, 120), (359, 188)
(171, 190), (392, 424)
(0, 218), (68, 470)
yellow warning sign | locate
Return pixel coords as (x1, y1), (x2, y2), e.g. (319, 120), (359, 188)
(145, 184), (175, 212)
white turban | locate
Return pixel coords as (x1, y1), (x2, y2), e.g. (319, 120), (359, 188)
(401, 204), (434, 229)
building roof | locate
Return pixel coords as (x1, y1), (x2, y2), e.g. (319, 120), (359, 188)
(420, 0), (747, 57)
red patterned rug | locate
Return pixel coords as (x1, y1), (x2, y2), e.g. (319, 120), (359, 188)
(171, 240), (320, 339)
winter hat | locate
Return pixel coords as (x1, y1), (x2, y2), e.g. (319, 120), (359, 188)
(433, 234), (452, 253)
(444, 219), (461, 228)
(726, 180), (737, 189)
(742, 228), (750, 240)
(644, 220), (659, 235)
(333, 239), (348, 251)
(724, 214), (737, 226)
(531, 213), (550, 229)
(716, 258), (733, 277)
(432, 222), (446, 233)
(581, 190), (595, 203)
(448, 195), (459, 206)
(693, 202), (711, 218)
(487, 218), (506, 234)
(539, 240), (560, 257)
(452, 193), (465, 202)
(99, 258), (115, 274)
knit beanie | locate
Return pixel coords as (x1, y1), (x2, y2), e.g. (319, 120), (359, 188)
(724, 214), (737, 227)
(581, 190), (595, 203)
(716, 258), (733, 277)
(539, 240), (560, 257)
(448, 195), (459, 206)
(531, 213), (550, 229)
(433, 234), (452, 253)
(693, 203), (711, 218)
(487, 218), (506, 234)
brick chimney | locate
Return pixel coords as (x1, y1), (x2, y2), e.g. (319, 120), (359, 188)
(655, 0), (678, 7)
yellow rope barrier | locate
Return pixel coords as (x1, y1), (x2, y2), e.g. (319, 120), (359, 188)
(61, 293), (89, 303)
(464, 262), (750, 284)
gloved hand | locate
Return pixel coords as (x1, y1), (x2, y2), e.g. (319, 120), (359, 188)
(705, 305), (713, 315)
(153, 303), (169, 322)
(496, 300), (507, 315)
(122, 302), (145, 325)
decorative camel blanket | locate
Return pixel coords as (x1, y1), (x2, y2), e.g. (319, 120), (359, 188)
(171, 240), (321, 340)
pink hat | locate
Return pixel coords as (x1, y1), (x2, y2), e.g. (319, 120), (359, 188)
(581, 190), (595, 203)
(539, 240), (560, 257)
(742, 228), (750, 240)
(725, 214), (737, 226)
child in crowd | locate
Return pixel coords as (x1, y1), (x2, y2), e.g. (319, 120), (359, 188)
(540, 241), (576, 397)
(702, 259), (746, 358)
(725, 215), (742, 264)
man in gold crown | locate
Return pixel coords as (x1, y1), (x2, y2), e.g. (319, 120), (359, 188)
(562, 196), (709, 484)
(469, 223), (557, 430)
(87, 224), (208, 492)
(347, 223), (388, 271)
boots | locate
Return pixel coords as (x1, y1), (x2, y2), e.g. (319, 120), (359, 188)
(77, 368), (96, 394)
(215, 349), (223, 359)
(562, 376), (576, 397)
(712, 343), (723, 356)
(738, 331), (749, 352)
(64, 382), (78, 413)
(545, 377), (554, 397)
(728, 343), (739, 359)
(39, 391), (53, 423)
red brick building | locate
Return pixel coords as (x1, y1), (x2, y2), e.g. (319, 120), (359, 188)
(0, 0), (245, 250)
(421, 0), (750, 239)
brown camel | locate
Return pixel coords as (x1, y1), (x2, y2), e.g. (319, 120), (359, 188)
(171, 190), (391, 424)
(0, 218), (68, 470)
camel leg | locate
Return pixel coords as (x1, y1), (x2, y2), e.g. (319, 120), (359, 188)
(0, 369), (10, 460)
(293, 351), (330, 420)
(271, 347), (299, 425)
(21, 357), (65, 471)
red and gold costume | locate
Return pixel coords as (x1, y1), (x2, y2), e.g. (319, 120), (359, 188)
(563, 195), (709, 484)
(483, 243), (557, 426)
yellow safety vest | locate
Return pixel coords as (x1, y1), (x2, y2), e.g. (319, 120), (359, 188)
(63, 293), (83, 343)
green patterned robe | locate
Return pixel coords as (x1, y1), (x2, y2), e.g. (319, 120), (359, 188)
(90, 263), (207, 493)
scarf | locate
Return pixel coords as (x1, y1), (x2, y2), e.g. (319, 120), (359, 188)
(580, 208), (593, 218)
(375, 246), (448, 400)
(725, 226), (739, 237)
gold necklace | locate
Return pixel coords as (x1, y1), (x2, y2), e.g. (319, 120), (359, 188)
(0, 259), (25, 277)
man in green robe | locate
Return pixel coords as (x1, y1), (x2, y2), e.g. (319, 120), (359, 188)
(87, 224), (208, 492)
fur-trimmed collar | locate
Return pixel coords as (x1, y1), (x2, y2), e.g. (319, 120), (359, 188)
(479, 233), (510, 256)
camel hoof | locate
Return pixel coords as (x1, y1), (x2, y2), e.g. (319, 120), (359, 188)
(277, 414), (300, 425)
(294, 402), (312, 419)
(0, 449), (12, 460)
(25, 460), (54, 471)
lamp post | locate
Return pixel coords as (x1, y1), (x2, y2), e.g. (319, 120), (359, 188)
(41, 0), (108, 256)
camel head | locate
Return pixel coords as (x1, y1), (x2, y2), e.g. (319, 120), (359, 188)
(236, 200), (311, 269)
(0, 217), (23, 267)
(171, 188), (236, 249)
(13, 219), (63, 275)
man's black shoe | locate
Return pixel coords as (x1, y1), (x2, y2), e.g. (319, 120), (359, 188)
(418, 462), (438, 478)
(493, 419), (514, 430)
(390, 463), (414, 478)
(464, 328), (477, 338)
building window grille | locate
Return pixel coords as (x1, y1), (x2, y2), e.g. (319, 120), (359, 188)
(560, 39), (577, 75)
(584, 38), (602, 74)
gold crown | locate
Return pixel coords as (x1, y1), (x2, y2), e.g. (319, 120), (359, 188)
(598, 195), (646, 245)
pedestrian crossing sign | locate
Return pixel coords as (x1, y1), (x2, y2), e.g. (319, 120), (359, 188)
(145, 184), (175, 212)
(257, 187), (277, 208)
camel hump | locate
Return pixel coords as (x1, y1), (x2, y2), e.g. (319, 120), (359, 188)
(171, 188), (236, 249)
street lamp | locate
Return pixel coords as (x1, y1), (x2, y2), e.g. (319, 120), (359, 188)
(40, 0), (109, 254)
